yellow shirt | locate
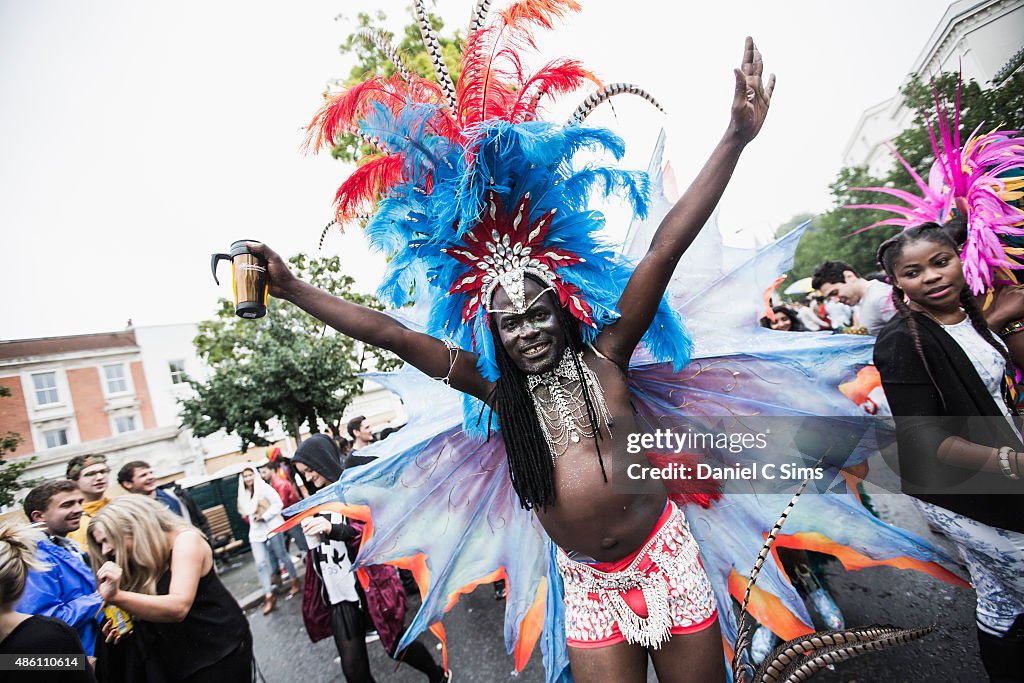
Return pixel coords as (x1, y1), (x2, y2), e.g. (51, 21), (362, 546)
(67, 497), (110, 550)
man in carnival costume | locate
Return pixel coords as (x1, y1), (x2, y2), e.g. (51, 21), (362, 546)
(255, 25), (771, 682)
(260, 2), (965, 681)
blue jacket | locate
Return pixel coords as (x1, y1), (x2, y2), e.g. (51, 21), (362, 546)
(16, 536), (103, 656)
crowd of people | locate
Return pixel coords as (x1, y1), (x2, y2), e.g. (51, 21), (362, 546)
(2, 5), (1022, 682)
(755, 223), (1024, 679)
(7, 221), (1020, 682)
(0, 415), (454, 683)
(0, 454), (255, 682)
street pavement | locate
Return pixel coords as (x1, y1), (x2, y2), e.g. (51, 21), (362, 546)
(226, 485), (987, 682)
(245, 580), (549, 683)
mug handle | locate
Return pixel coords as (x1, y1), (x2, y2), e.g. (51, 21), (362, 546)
(210, 253), (231, 285)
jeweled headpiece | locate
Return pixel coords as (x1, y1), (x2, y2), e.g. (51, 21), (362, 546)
(848, 78), (1024, 295)
(445, 191), (592, 323)
(308, 0), (691, 431)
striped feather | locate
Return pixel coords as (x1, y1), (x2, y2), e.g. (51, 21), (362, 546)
(356, 28), (413, 81)
(568, 82), (666, 124)
(467, 0), (494, 34)
(732, 479), (811, 679)
(731, 483), (936, 683)
(755, 625), (933, 682)
(414, 0), (457, 110)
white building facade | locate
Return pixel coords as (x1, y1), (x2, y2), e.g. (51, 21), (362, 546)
(843, 0), (1024, 175)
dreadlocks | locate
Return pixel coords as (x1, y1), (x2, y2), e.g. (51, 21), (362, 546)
(489, 286), (608, 511)
(877, 220), (1017, 412)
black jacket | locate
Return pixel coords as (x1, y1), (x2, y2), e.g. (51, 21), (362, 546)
(874, 312), (1024, 532)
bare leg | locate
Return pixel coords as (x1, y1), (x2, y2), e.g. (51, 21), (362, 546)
(568, 641), (649, 683)
(649, 621), (726, 683)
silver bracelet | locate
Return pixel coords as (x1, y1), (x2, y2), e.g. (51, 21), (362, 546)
(998, 446), (1019, 480)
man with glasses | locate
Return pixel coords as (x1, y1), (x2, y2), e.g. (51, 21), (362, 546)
(66, 454), (111, 549)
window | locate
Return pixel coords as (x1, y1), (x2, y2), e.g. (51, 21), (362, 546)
(103, 364), (129, 395)
(32, 372), (59, 406)
(168, 360), (186, 385)
(42, 428), (68, 449)
(114, 415), (137, 434)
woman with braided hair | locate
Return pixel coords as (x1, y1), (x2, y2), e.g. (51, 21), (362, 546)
(874, 222), (1024, 681)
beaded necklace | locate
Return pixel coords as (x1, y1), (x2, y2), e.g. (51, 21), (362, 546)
(526, 348), (613, 459)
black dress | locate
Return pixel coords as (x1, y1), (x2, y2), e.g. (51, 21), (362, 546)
(134, 563), (252, 683)
(0, 615), (97, 682)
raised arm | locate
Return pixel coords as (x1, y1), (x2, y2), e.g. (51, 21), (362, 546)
(247, 242), (493, 401)
(596, 37), (775, 366)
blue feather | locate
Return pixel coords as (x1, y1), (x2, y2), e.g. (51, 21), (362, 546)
(356, 115), (691, 409)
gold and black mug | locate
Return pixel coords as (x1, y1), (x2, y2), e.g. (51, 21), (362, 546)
(211, 240), (268, 319)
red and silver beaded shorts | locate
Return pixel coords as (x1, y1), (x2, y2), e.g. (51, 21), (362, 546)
(556, 501), (718, 649)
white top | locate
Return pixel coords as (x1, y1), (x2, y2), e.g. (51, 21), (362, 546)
(306, 512), (360, 605)
(824, 300), (853, 328)
(796, 307), (828, 331)
(938, 317), (1018, 434)
(857, 280), (897, 335)
(237, 474), (285, 543)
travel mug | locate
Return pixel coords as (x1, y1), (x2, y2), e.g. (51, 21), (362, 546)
(210, 240), (269, 319)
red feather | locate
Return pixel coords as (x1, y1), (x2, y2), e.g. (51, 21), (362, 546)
(333, 154), (406, 226)
(510, 58), (601, 122)
(458, 0), (584, 126)
(306, 75), (447, 154)
(458, 27), (521, 125)
(498, 0), (582, 41)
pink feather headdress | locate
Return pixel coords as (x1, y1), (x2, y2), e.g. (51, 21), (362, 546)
(848, 79), (1024, 295)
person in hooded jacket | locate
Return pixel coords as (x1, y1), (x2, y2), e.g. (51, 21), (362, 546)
(237, 464), (300, 615)
(292, 434), (449, 683)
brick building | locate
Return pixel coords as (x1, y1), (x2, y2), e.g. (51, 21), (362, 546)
(0, 330), (197, 504)
(0, 324), (407, 510)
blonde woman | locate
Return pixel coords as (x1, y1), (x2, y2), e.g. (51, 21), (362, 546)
(0, 522), (96, 682)
(87, 496), (252, 682)
(237, 464), (299, 615)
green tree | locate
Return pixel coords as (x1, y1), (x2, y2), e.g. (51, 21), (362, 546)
(0, 386), (36, 509)
(791, 70), (1024, 282)
(774, 212), (816, 239)
(178, 254), (400, 452)
(330, 10), (463, 163)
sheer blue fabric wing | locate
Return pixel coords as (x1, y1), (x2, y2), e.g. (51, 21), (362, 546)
(281, 133), (962, 683)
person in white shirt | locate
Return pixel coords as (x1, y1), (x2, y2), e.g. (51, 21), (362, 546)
(791, 300), (830, 331)
(812, 260), (896, 335)
(237, 464), (300, 614)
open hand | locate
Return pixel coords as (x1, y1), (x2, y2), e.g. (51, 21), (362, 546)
(730, 37), (775, 145)
(246, 242), (299, 300)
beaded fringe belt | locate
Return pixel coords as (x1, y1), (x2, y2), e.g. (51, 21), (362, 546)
(555, 505), (708, 649)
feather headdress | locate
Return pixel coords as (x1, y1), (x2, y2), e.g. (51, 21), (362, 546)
(308, 0), (691, 432)
(847, 78), (1024, 295)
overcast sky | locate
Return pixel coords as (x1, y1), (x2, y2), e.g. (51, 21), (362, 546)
(1, 0), (954, 340)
